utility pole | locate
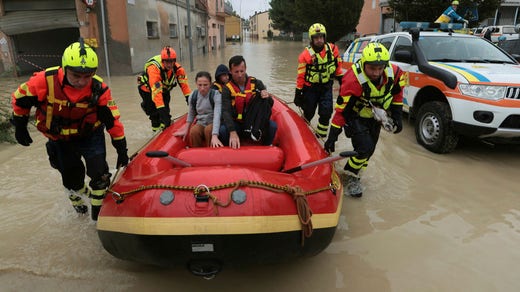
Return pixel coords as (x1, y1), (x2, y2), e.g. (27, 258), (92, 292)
(186, 0), (194, 72)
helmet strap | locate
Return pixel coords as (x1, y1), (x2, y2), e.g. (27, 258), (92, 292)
(78, 37), (87, 56)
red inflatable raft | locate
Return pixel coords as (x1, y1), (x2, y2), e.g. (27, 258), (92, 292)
(97, 97), (348, 278)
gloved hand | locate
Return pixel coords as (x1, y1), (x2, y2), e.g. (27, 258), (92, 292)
(390, 104), (403, 134)
(11, 115), (33, 146)
(335, 75), (343, 87)
(157, 107), (171, 128)
(111, 137), (129, 167)
(294, 88), (304, 108)
(185, 95), (190, 105)
(324, 126), (342, 154)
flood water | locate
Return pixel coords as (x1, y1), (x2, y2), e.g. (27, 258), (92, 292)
(1, 39), (520, 291)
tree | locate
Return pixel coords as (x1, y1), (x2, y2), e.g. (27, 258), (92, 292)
(269, 0), (364, 43)
(269, 0), (306, 34)
(388, 0), (501, 25)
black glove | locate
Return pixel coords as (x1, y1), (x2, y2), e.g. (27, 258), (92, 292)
(185, 95), (190, 105)
(97, 105), (115, 130)
(324, 126), (342, 154)
(390, 104), (403, 134)
(294, 88), (304, 107)
(157, 107), (171, 128)
(11, 115), (33, 146)
(112, 138), (129, 167)
(335, 75), (343, 87)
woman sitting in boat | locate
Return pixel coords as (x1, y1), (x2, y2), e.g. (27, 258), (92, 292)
(178, 71), (225, 147)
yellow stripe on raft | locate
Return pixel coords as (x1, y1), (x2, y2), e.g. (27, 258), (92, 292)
(97, 196), (342, 235)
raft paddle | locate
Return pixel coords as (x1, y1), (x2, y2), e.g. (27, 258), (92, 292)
(283, 151), (357, 174)
(146, 150), (192, 167)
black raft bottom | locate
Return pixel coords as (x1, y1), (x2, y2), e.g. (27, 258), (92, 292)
(98, 228), (337, 270)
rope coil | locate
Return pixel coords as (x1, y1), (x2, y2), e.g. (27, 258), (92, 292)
(108, 178), (339, 246)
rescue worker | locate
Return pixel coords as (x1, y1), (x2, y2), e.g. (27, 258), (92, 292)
(294, 23), (344, 138)
(435, 0), (468, 25)
(219, 55), (278, 149)
(138, 46), (191, 131)
(10, 40), (129, 220)
(324, 43), (405, 198)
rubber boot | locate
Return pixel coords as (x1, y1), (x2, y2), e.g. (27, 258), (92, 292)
(68, 185), (90, 214)
(341, 173), (363, 198)
(90, 189), (106, 221)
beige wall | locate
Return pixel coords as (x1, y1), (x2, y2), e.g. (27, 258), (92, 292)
(250, 11), (279, 39)
(225, 15), (241, 40)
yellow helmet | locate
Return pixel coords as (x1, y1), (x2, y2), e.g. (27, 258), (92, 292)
(308, 23), (326, 39)
(62, 39), (98, 73)
(361, 43), (390, 67)
(451, 1), (459, 5)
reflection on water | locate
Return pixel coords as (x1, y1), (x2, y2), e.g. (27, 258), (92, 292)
(1, 39), (520, 291)
(190, 40), (304, 101)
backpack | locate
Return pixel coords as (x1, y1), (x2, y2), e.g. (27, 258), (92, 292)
(242, 93), (273, 143)
(190, 89), (215, 109)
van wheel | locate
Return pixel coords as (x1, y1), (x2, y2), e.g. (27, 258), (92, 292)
(415, 101), (459, 154)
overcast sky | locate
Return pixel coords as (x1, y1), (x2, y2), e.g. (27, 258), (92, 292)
(228, 0), (271, 19)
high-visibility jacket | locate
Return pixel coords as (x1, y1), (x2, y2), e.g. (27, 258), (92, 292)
(212, 82), (223, 93)
(225, 76), (260, 121)
(138, 55), (191, 108)
(331, 62), (405, 128)
(296, 42), (343, 89)
(435, 5), (464, 23)
(11, 66), (125, 141)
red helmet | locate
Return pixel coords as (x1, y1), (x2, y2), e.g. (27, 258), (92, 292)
(161, 46), (177, 61)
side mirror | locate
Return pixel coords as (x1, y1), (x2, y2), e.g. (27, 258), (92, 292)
(394, 50), (413, 63)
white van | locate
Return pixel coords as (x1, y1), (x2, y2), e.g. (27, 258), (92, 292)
(479, 25), (519, 42)
(343, 29), (520, 153)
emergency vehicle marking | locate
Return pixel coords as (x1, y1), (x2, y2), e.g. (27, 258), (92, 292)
(432, 62), (490, 82)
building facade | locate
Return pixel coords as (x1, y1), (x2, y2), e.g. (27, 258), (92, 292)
(225, 14), (241, 41)
(356, 0), (383, 36)
(206, 0), (226, 52)
(249, 11), (279, 39)
(0, 0), (211, 76)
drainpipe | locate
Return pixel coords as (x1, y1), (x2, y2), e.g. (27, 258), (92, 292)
(186, 0), (194, 72)
(176, 0), (182, 61)
(99, 0), (111, 84)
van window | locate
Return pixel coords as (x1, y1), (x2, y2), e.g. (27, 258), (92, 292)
(377, 36), (396, 51)
(503, 26), (515, 34)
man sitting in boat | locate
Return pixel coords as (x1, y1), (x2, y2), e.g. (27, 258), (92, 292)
(219, 55), (278, 149)
(177, 71), (225, 148)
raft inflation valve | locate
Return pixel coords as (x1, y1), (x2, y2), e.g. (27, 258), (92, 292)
(160, 190), (174, 205)
(188, 259), (222, 280)
(231, 189), (247, 204)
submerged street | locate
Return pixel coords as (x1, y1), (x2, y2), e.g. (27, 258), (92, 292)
(1, 39), (520, 291)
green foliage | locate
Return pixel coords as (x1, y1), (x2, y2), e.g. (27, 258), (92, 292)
(388, 0), (501, 24)
(269, 0), (306, 34)
(269, 0), (364, 43)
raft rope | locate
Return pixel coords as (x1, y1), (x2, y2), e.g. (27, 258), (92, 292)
(108, 179), (339, 246)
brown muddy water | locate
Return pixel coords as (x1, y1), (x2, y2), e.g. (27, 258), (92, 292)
(1, 39), (519, 292)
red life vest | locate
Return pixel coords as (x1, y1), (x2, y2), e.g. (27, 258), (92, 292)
(225, 77), (257, 121)
(35, 67), (103, 140)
